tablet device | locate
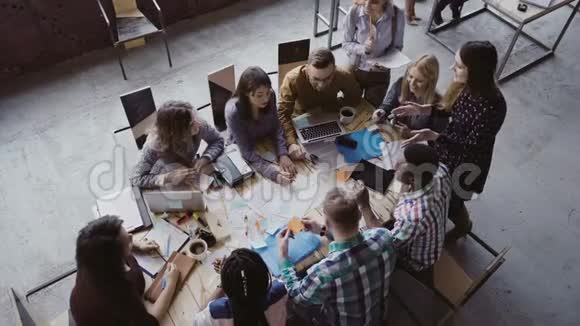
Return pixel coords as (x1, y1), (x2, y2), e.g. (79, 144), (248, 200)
(350, 160), (395, 194)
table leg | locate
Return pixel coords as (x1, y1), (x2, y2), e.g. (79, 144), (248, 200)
(496, 22), (523, 80)
(328, 0), (337, 49)
(552, 0), (580, 52)
(313, 0), (320, 36)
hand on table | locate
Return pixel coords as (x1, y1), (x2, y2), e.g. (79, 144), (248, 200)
(395, 122), (411, 139)
(351, 180), (371, 209)
(276, 171), (294, 185)
(402, 128), (439, 147)
(279, 155), (297, 177)
(302, 217), (323, 235)
(392, 102), (432, 117)
(277, 228), (292, 261)
(164, 168), (198, 186)
(193, 157), (211, 173)
(133, 238), (160, 253)
(288, 144), (306, 161)
(165, 263), (179, 285)
(213, 255), (227, 274)
(372, 109), (387, 123)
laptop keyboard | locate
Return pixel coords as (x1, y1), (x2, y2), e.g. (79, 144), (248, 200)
(299, 121), (342, 141)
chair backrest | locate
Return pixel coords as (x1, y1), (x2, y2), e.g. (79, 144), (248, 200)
(278, 38), (310, 90)
(113, 0), (139, 16)
(120, 86), (157, 150)
(208, 64), (236, 132)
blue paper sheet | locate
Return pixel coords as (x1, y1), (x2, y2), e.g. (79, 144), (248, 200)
(254, 230), (322, 277)
(336, 128), (384, 164)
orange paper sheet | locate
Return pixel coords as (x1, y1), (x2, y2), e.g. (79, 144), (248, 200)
(288, 217), (305, 234)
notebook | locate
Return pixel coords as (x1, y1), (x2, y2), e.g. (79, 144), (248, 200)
(336, 128), (384, 164)
(144, 251), (195, 302)
(135, 219), (190, 277)
(95, 186), (152, 233)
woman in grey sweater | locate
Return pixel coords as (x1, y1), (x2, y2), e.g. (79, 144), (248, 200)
(225, 67), (295, 185)
(131, 100), (224, 188)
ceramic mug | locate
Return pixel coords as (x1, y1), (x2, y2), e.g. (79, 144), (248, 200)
(187, 239), (209, 261)
(339, 107), (357, 125)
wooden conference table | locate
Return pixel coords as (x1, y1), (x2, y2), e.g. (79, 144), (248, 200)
(136, 100), (405, 326)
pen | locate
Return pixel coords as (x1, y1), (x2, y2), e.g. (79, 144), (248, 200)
(165, 235), (171, 258)
(162, 278), (167, 290)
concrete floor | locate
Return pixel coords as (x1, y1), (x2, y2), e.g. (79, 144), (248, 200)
(1, 0), (579, 324)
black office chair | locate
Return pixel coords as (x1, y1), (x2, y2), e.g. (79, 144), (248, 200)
(117, 86), (157, 150)
(207, 64), (236, 132)
(96, 0), (172, 80)
(278, 38), (310, 91)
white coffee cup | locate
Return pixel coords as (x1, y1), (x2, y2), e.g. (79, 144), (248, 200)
(340, 107), (357, 125)
(187, 239), (209, 261)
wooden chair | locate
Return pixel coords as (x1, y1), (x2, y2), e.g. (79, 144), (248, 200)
(389, 236), (510, 326)
(96, 0), (172, 80)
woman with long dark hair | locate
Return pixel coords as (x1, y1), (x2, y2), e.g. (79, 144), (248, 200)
(131, 100), (224, 188)
(394, 41), (507, 242)
(70, 215), (178, 325)
(192, 248), (288, 326)
(225, 66), (296, 185)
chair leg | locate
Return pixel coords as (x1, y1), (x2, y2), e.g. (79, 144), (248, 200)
(116, 45), (128, 80)
(163, 31), (173, 68)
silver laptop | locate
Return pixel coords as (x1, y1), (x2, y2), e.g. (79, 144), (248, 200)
(143, 189), (206, 213)
(293, 113), (345, 144)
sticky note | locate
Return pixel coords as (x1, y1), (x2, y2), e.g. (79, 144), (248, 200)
(336, 169), (352, 183)
(288, 217), (305, 234)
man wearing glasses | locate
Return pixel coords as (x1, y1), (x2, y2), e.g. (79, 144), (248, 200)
(278, 48), (362, 161)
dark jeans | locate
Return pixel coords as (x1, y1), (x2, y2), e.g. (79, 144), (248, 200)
(448, 191), (472, 232)
(355, 69), (391, 108)
(396, 260), (435, 289)
(434, 0), (466, 20)
(286, 301), (327, 326)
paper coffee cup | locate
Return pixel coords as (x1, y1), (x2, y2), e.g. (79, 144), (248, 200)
(187, 239), (208, 261)
(340, 107), (357, 124)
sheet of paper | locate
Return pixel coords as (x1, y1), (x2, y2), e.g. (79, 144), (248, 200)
(144, 219), (190, 260)
(367, 48), (411, 69)
(134, 251), (166, 277)
(96, 187), (143, 232)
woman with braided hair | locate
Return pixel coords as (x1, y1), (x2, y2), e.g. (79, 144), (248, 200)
(192, 248), (288, 326)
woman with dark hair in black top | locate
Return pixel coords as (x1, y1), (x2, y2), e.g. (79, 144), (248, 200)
(393, 41), (507, 242)
(70, 215), (179, 326)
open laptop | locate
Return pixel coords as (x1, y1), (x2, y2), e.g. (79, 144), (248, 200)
(143, 189), (206, 213)
(293, 113), (345, 145)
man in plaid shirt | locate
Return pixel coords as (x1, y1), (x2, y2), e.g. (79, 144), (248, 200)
(278, 188), (396, 326)
(363, 144), (452, 286)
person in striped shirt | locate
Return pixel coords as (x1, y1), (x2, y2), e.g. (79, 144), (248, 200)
(277, 188), (396, 326)
(360, 144), (452, 287)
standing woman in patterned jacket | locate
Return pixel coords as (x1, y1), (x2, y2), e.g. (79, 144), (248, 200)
(392, 41), (507, 242)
